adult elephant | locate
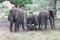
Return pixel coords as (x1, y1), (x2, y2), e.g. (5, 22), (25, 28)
(8, 6), (25, 32)
(48, 10), (56, 29)
(38, 9), (55, 30)
(26, 14), (38, 30)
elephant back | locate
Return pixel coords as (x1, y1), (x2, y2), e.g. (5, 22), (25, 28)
(39, 10), (50, 18)
(12, 8), (24, 19)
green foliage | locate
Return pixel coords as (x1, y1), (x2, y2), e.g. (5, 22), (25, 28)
(0, 5), (9, 20)
(8, 0), (32, 7)
(0, 0), (32, 7)
(37, 0), (54, 9)
(25, 0), (52, 13)
(25, 0), (58, 13)
(0, 0), (60, 19)
(0, 0), (5, 3)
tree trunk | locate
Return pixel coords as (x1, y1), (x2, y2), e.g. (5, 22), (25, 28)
(53, 0), (57, 15)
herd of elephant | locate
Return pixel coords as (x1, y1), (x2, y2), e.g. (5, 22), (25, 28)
(8, 6), (56, 32)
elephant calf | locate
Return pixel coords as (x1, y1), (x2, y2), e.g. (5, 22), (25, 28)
(27, 24), (35, 30)
(26, 14), (38, 30)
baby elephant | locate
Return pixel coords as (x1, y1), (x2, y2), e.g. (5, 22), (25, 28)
(27, 24), (36, 30)
(26, 14), (38, 31)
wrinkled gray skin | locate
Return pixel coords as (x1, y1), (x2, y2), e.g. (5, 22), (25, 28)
(26, 14), (38, 30)
(38, 9), (55, 30)
(8, 7), (25, 32)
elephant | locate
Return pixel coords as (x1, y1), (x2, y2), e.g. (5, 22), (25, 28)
(26, 14), (38, 31)
(48, 10), (56, 29)
(26, 24), (35, 30)
(38, 9), (53, 30)
(8, 6), (25, 32)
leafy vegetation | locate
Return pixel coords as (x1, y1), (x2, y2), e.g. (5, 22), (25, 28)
(0, 0), (60, 21)
(0, 0), (32, 7)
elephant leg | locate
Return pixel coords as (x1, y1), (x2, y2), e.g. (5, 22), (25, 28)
(44, 16), (47, 29)
(17, 23), (19, 31)
(52, 17), (55, 29)
(34, 24), (37, 31)
(27, 24), (31, 30)
(22, 22), (25, 30)
(49, 17), (53, 29)
(38, 17), (41, 30)
(38, 22), (41, 30)
(40, 16), (44, 31)
(40, 22), (43, 31)
(10, 21), (13, 32)
(14, 22), (19, 32)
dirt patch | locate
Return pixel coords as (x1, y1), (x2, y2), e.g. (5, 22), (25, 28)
(0, 21), (60, 40)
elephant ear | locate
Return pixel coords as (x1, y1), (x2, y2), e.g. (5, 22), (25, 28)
(14, 8), (19, 19)
(14, 8), (24, 19)
(15, 11), (19, 19)
(8, 10), (14, 21)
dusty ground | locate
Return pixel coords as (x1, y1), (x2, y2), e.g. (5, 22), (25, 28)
(0, 20), (60, 40)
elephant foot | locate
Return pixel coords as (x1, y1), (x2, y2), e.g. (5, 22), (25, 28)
(10, 30), (13, 32)
(38, 28), (42, 31)
(22, 27), (25, 31)
(23, 29), (25, 31)
(52, 27), (55, 30)
(51, 26), (55, 29)
(10, 29), (13, 32)
(31, 29), (34, 31)
(40, 29), (43, 31)
(14, 29), (19, 33)
(51, 27), (54, 29)
(38, 28), (41, 30)
(54, 26), (55, 29)
(34, 29), (37, 31)
(34, 27), (37, 31)
(44, 27), (47, 30)
(54, 27), (55, 29)
(38, 28), (43, 31)
(14, 30), (18, 33)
